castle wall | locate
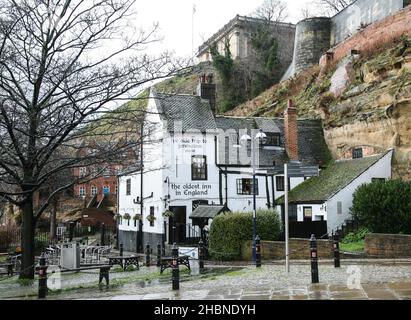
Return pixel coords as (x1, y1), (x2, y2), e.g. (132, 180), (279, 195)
(293, 18), (332, 75)
(330, 0), (405, 46)
(286, 0), (408, 78)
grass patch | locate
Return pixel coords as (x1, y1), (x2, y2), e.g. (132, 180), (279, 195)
(340, 240), (365, 252)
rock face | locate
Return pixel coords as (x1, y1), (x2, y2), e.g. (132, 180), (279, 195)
(227, 37), (411, 180)
(323, 39), (411, 180)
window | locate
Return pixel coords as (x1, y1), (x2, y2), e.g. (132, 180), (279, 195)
(303, 207), (313, 222)
(79, 167), (87, 178)
(276, 176), (290, 192)
(91, 186), (98, 196)
(150, 206), (155, 227)
(103, 167), (111, 177)
(236, 178), (259, 195)
(126, 179), (131, 196)
(79, 187), (86, 197)
(192, 156), (207, 181)
(337, 202), (342, 215)
(265, 133), (281, 147)
(289, 204), (298, 222)
(372, 178), (386, 183)
(352, 148), (363, 159)
(103, 186), (110, 195)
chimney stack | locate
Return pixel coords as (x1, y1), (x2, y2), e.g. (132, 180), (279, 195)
(284, 100), (299, 161)
(197, 73), (216, 114)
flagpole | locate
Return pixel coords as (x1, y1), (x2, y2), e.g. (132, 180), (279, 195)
(192, 3), (196, 58)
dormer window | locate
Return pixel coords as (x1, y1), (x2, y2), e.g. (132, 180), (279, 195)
(265, 133), (281, 147)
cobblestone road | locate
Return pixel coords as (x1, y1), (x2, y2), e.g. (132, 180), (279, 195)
(2, 260), (411, 300)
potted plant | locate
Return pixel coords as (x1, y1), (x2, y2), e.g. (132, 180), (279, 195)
(162, 210), (174, 218)
(133, 214), (142, 221)
(123, 213), (131, 220)
(146, 215), (156, 223)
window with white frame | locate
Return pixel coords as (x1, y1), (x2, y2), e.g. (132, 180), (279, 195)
(126, 179), (131, 195)
(79, 167), (87, 178)
(79, 187), (86, 197)
(91, 186), (98, 196)
(103, 186), (110, 195)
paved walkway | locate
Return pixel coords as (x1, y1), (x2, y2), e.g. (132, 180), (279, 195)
(2, 260), (411, 300)
(104, 281), (411, 300)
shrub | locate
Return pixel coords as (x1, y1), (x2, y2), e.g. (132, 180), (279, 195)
(351, 179), (411, 234)
(342, 227), (370, 244)
(208, 209), (282, 261)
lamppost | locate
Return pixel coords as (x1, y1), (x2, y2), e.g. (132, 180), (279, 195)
(240, 129), (267, 262)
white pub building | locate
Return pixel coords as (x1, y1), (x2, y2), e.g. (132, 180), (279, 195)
(117, 75), (331, 251)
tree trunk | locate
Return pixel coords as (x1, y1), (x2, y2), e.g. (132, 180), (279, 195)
(50, 199), (57, 243)
(19, 198), (35, 279)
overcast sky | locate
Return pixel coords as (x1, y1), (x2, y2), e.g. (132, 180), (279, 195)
(134, 0), (315, 59)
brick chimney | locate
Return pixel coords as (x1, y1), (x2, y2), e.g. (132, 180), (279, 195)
(197, 73), (216, 114)
(284, 100), (299, 161)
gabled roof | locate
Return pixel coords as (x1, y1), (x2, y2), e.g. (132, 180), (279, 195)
(189, 205), (228, 219)
(277, 151), (393, 204)
(154, 92), (217, 132)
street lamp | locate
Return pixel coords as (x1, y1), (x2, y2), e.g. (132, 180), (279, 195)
(240, 129), (267, 262)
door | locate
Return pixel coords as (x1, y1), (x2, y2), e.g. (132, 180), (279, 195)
(168, 206), (187, 244)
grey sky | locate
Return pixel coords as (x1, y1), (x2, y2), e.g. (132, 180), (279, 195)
(135, 0), (314, 59)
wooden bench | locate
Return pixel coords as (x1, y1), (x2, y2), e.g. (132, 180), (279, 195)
(0, 263), (14, 276)
(160, 255), (190, 274)
(108, 256), (140, 271)
(48, 264), (112, 286)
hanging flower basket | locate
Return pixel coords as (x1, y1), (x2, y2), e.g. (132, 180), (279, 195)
(123, 213), (131, 220)
(133, 214), (142, 221)
(162, 210), (174, 218)
(146, 215), (156, 223)
(113, 214), (121, 221)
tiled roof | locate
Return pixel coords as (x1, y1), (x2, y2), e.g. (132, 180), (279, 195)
(189, 205), (228, 219)
(277, 151), (392, 204)
(215, 116), (331, 167)
(154, 92), (217, 132)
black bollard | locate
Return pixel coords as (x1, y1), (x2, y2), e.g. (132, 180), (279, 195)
(100, 223), (106, 246)
(69, 222), (75, 242)
(38, 255), (48, 299)
(198, 239), (204, 270)
(333, 234), (341, 268)
(255, 235), (262, 268)
(157, 242), (161, 267)
(310, 234), (319, 284)
(162, 243), (166, 257)
(145, 242), (150, 267)
(119, 243), (124, 257)
(172, 243), (179, 291)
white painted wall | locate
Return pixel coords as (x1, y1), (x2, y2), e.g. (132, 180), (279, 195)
(326, 151), (393, 234)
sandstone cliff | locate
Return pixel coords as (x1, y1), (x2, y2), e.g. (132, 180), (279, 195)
(226, 37), (411, 180)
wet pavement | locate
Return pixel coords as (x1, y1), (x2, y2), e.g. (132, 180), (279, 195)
(1, 260), (411, 300)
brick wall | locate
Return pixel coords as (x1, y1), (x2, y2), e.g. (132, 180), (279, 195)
(322, 5), (411, 69)
(241, 238), (334, 260)
(284, 100), (299, 161)
(365, 233), (411, 258)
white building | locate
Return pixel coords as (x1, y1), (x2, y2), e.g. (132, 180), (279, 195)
(117, 77), (331, 251)
(276, 150), (394, 237)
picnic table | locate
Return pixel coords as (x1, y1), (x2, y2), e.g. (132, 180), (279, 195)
(108, 255), (140, 270)
(160, 255), (190, 274)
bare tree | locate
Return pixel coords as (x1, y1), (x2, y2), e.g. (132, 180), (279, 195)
(314, 0), (355, 16)
(0, 0), (184, 278)
(253, 0), (288, 22)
